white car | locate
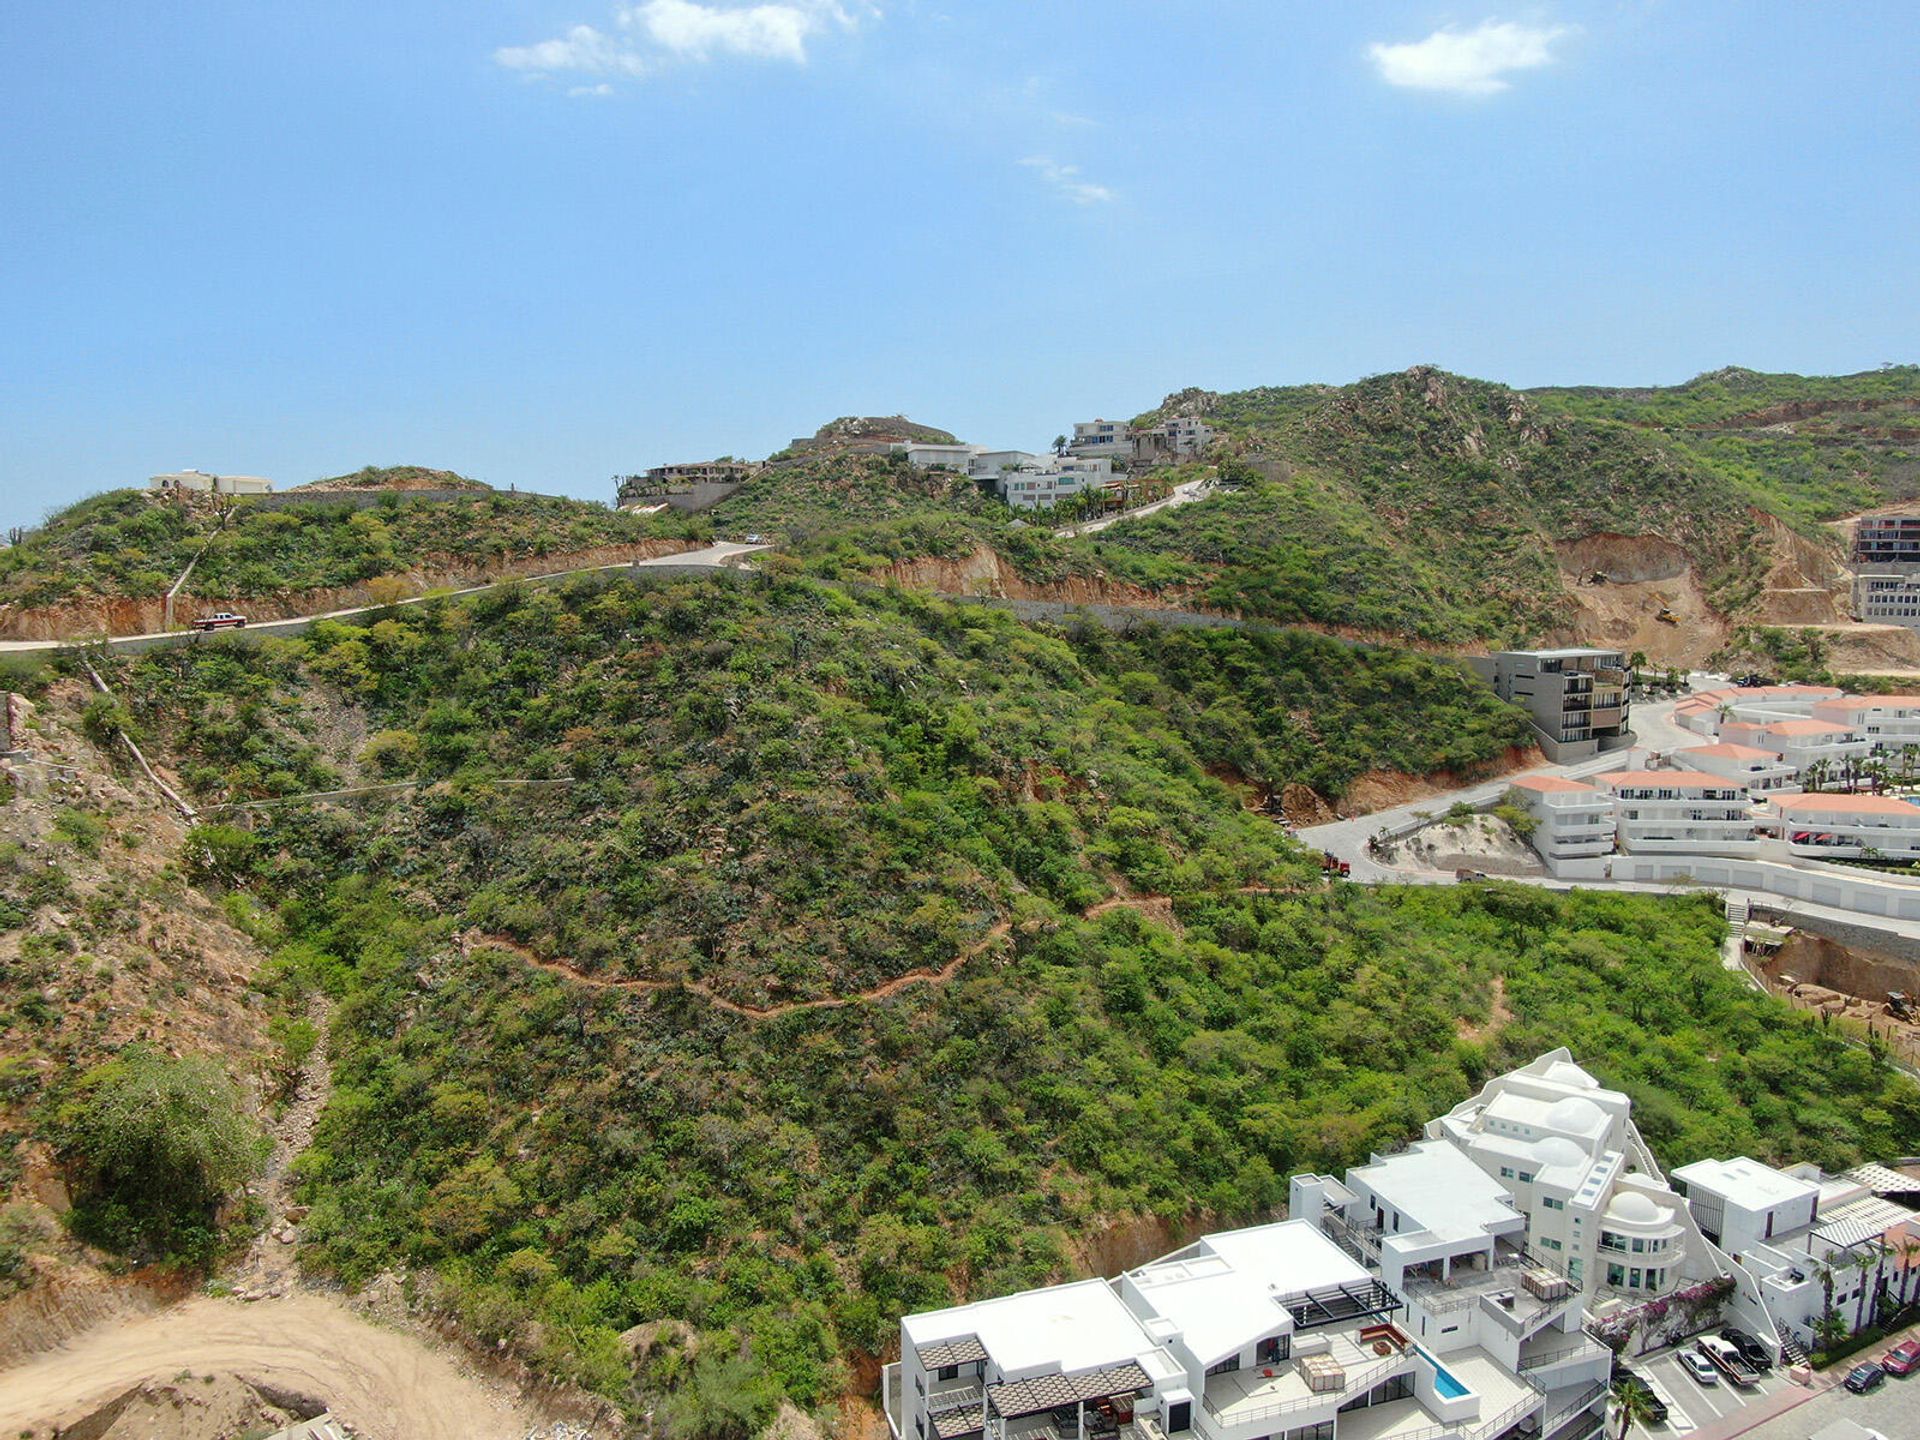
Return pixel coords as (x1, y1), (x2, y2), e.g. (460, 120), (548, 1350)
(1678, 1350), (1719, 1385)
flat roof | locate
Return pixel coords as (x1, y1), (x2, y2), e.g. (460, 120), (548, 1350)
(904, 1278), (1157, 1376)
(1503, 647), (1621, 660)
(1771, 792), (1920, 816)
(1348, 1139), (1523, 1246)
(1125, 1221), (1368, 1366)
(1671, 1156), (1819, 1210)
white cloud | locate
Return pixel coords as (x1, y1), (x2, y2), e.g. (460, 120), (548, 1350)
(495, 1), (873, 84)
(569, 83), (617, 98)
(1020, 156), (1114, 206)
(1367, 20), (1572, 97)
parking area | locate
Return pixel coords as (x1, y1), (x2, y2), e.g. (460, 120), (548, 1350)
(1621, 1343), (1806, 1436)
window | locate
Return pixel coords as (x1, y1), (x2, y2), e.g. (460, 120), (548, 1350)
(1206, 1356), (1241, 1377)
(1542, 1237), (1563, 1251)
(1632, 1238), (1645, 1254)
(1500, 1166), (1516, 1179)
(1607, 1263), (1625, 1287)
(1568, 1259), (1584, 1282)
(939, 1366), (960, 1382)
(1256, 1336), (1288, 1366)
(1167, 1402), (1191, 1434)
(1518, 1172), (1535, 1184)
(1543, 1197), (1565, 1211)
(1630, 1268), (1643, 1289)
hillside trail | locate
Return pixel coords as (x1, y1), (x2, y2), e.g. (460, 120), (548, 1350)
(483, 883), (1297, 1018)
(0, 997), (563, 1440)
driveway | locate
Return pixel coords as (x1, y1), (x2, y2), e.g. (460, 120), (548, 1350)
(1055, 477), (1212, 538)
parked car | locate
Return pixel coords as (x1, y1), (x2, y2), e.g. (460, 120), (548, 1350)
(1611, 1368), (1668, 1423)
(1719, 1327), (1773, 1370)
(191, 610), (248, 632)
(1843, 1361), (1887, 1393)
(1678, 1351), (1720, 1385)
(1880, 1339), (1920, 1376)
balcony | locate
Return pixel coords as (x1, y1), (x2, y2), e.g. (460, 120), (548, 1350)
(1401, 1250), (1575, 1338)
(1515, 1335), (1612, 1392)
(1200, 1328), (1415, 1434)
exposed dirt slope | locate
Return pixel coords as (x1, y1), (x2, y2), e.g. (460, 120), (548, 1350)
(877, 545), (1207, 609)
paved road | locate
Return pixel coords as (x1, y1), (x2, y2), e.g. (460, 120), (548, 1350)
(1055, 477), (1213, 538)
(0, 542), (766, 656)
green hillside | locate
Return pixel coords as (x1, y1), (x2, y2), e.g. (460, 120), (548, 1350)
(0, 477), (694, 613)
(28, 570), (1906, 1413)
(705, 453), (995, 538)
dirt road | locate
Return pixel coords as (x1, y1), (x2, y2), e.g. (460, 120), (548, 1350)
(0, 1292), (544, 1440)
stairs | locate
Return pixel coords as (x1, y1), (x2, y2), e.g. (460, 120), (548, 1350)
(1778, 1333), (1809, 1367)
(1724, 895), (1750, 927)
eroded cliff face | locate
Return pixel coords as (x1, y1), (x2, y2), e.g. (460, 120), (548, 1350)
(875, 546), (1205, 610)
(0, 539), (700, 640)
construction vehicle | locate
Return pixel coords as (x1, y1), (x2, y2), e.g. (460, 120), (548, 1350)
(1655, 606), (1680, 625)
(1319, 851), (1351, 878)
(1887, 991), (1915, 1022)
(191, 610), (249, 632)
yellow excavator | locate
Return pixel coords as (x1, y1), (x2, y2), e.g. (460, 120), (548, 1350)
(1655, 606), (1680, 625)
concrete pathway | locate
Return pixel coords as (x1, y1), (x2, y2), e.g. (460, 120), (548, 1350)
(1054, 477), (1213, 538)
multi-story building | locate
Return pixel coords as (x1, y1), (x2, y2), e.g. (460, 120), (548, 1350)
(1069, 421), (1134, 463)
(1765, 791), (1920, 860)
(1854, 570), (1920, 626)
(887, 1211), (1609, 1440)
(1423, 1051), (1724, 1309)
(1673, 1157), (1919, 1358)
(1505, 776), (1616, 862)
(150, 469), (274, 495)
(905, 443), (987, 472)
(1592, 771), (1757, 855)
(1811, 695), (1920, 755)
(1674, 742), (1800, 794)
(1719, 718), (1870, 775)
(1131, 417), (1215, 466)
(1851, 514), (1920, 566)
(1473, 650), (1632, 763)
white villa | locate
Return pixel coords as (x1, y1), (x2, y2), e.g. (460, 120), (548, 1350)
(1719, 718), (1871, 775)
(150, 469), (273, 495)
(1812, 695), (1920, 754)
(1675, 742), (1800, 794)
(904, 443), (985, 471)
(1506, 776), (1615, 862)
(1592, 770), (1757, 855)
(1068, 420), (1134, 462)
(1765, 791), (1920, 860)
(1421, 1052), (1725, 1311)
(1673, 1156), (1919, 1358)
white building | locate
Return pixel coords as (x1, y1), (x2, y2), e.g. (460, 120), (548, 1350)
(1069, 421), (1133, 463)
(1766, 791), (1920, 860)
(1674, 742), (1800, 794)
(969, 450), (1047, 482)
(1811, 695), (1920, 756)
(150, 469), (274, 495)
(1720, 718), (1871, 775)
(1673, 1157), (1918, 1358)
(904, 443), (986, 471)
(1506, 776), (1615, 862)
(1592, 770), (1757, 855)
(1424, 1051), (1725, 1309)
(1132, 417), (1215, 466)
(887, 1210), (1609, 1440)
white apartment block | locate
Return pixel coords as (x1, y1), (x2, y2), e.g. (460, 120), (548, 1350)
(1505, 776), (1615, 861)
(1766, 791), (1920, 860)
(1673, 1157), (1919, 1357)
(1812, 695), (1920, 755)
(1854, 570), (1920, 625)
(1423, 1051), (1724, 1310)
(150, 469), (274, 495)
(1719, 718), (1871, 775)
(1674, 742), (1800, 794)
(1592, 770), (1757, 856)
(888, 1211), (1608, 1440)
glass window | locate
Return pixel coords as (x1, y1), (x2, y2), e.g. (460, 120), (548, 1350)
(1607, 1263), (1625, 1286)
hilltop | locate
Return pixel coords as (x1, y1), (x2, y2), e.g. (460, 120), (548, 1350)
(295, 464), (494, 493)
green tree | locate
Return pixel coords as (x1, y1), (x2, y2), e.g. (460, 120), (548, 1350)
(57, 1047), (264, 1260)
(1610, 1377), (1658, 1440)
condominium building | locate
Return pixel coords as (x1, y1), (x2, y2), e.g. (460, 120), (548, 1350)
(1592, 771), (1757, 855)
(1505, 776), (1615, 861)
(1069, 421), (1134, 462)
(1851, 514), (1920, 566)
(1473, 650), (1632, 763)
(1854, 570), (1920, 626)
(1673, 1157), (1919, 1358)
(887, 1211), (1608, 1440)
(1675, 742), (1800, 794)
(1766, 791), (1920, 860)
(1131, 417), (1215, 466)
(1719, 718), (1870, 775)
(1423, 1051), (1722, 1308)
(1811, 695), (1920, 754)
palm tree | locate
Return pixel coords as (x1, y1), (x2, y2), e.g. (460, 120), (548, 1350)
(1610, 1377), (1658, 1440)
(1052, 434), (1068, 456)
(1896, 1235), (1920, 1311)
(1851, 1249), (1876, 1332)
(1817, 1260), (1837, 1327)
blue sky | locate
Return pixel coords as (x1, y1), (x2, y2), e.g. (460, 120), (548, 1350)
(4, 2), (1917, 519)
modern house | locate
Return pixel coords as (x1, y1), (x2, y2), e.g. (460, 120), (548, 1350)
(1505, 776), (1616, 862)
(1471, 650), (1632, 763)
(1068, 421), (1135, 463)
(1673, 1157), (1920, 1358)
(150, 469), (273, 495)
(1764, 792), (1920, 860)
(1591, 771), (1757, 855)
(1423, 1051), (1725, 1309)
(1131, 416), (1215, 466)
(905, 443), (987, 472)
(1675, 742), (1800, 794)
(886, 1211), (1608, 1440)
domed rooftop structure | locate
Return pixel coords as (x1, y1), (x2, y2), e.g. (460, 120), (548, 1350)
(1533, 1136), (1586, 1170)
(1544, 1060), (1598, 1089)
(1545, 1095), (1606, 1136)
(1605, 1191), (1666, 1225)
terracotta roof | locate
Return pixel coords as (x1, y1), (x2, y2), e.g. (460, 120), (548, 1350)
(1773, 792), (1920, 816)
(1762, 719), (1856, 737)
(1595, 770), (1747, 789)
(1825, 695), (1920, 708)
(1509, 774), (1601, 793)
(1680, 743), (1786, 761)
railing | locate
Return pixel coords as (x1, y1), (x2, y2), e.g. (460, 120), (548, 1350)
(1518, 1336), (1610, 1374)
(1539, 1383), (1608, 1440)
(1200, 1347), (1414, 1429)
(1467, 1387), (1544, 1440)
(931, 1385), (984, 1415)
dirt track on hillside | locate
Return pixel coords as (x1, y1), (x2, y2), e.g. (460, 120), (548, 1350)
(0, 1293), (543, 1440)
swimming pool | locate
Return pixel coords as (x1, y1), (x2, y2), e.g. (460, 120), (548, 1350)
(1415, 1346), (1470, 1399)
